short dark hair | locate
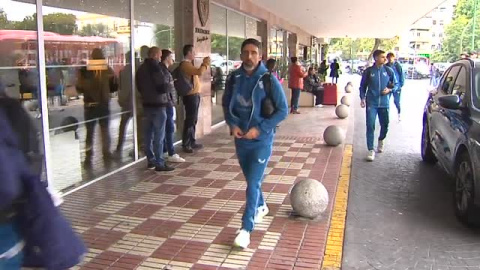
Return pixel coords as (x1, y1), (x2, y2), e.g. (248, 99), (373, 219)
(266, 58), (276, 68)
(291, 57), (298, 63)
(148, 46), (161, 58)
(161, 49), (172, 62)
(183, 45), (194, 57)
(373, 49), (385, 59)
(308, 67), (314, 72)
(386, 52), (395, 58)
(241, 38), (262, 51)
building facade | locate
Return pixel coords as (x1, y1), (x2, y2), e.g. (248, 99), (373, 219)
(0, 0), (322, 194)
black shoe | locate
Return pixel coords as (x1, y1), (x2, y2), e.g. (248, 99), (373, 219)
(192, 143), (203, 150)
(155, 165), (175, 172)
(183, 147), (194, 154)
(147, 162), (155, 170)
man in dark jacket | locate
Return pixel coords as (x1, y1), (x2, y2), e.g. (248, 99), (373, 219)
(136, 47), (174, 172)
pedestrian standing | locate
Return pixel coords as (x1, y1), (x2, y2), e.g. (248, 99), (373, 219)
(359, 50), (399, 162)
(223, 38), (288, 249)
(288, 57), (307, 114)
(136, 47), (175, 172)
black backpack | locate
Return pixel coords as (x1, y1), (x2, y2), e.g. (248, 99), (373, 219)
(172, 62), (193, 97)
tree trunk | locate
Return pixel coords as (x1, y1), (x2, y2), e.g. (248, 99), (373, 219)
(367, 38), (382, 62)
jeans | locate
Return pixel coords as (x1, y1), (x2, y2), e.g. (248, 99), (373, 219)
(366, 106), (389, 151)
(312, 90), (324, 105)
(164, 106), (176, 156)
(182, 94), (200, 148)
(143, 107), (167, 167)
(84, 104), (111, 159)
(291, 88), (301, 111)
(393, 90), (401, 114)
(117, 108), (144, 152)
(235, 139), (273, 232)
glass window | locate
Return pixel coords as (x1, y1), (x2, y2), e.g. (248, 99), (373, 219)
(227, 10), (245, 67)
(41, 0), (132, 192)
(0, 0), (46, 180)
(452, 66), (467, 104)
(245, 17), (258, 40)
(440, 65), (461, 94)
(210, 4), (227, 126)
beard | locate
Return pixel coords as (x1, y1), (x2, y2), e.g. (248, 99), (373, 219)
(243, 61), (256, 71)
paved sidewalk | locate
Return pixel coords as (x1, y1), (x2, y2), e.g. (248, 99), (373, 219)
(61, 104), (351, 270)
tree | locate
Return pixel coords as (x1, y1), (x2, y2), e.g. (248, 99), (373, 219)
(328, 37), (399, 61)
(366, 38), (383, 61)
(79, 23), (111, 37)
(0, 9), (10, 29)
(43, 13), (77, 35)
(437, 0), (480, 62)
(154, 24), (174, 49)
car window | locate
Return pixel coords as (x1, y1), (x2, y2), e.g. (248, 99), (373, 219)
(451, 66), (467, 105)
(440, 65), (460, 94)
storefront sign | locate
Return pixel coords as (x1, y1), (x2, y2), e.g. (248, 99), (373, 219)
(198, 0), (209, 27)
(197, 36), (209, 43)
(195, 28), (210, 35)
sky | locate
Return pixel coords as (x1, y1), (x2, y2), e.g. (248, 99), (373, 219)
(1, 0), (86, 21)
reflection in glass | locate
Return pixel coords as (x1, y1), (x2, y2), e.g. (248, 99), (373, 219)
(210, 4), (227, 126)
(227, 10), (245, 65)
(40, 0), (132, 192)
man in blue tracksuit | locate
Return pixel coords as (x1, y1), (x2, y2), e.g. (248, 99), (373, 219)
(359, 49), (399, 162)
(223, 38), (288, 249)
(386, 52), (405, 121)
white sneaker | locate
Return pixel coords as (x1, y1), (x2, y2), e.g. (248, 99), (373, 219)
(377, 140), (385, 153)
(367, 150), (375, 162)
(315, 104), (324, 108)
(167, 154), (186, 163)
(233, 229), (250, 249)
(254, 205), (269, 223)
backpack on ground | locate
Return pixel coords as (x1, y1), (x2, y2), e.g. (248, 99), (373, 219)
(172, 62), (193, 97)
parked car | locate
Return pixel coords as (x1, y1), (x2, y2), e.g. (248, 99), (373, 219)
(421, 58), (480, 225)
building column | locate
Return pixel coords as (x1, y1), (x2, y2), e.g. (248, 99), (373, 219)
(257, 20), (269, 59)
(288, 33), (298, 58)
(174, 0), (212, 138)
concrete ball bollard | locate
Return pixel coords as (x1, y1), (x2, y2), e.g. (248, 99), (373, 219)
(323, 125), (345, 146)
(341, 95), (352, 106)
(290, 179), (329, 219)
(345, 83), (353, 93)
(335, 104), (349, 119)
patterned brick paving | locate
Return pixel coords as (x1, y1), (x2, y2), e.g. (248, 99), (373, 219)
(62, 110), (347, 270)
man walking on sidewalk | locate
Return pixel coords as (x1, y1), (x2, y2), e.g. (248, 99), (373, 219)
(386, 52), (404, 121)
(179, 45), (211, 153)
(359, 49), (398, 162)
(136, 47), (174, 172)
(223, 38), (288, 249)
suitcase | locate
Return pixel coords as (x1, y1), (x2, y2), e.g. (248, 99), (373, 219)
(323, 83), (338, 105)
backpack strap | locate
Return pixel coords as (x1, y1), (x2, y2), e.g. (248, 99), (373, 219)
(261, 72), (272, 97)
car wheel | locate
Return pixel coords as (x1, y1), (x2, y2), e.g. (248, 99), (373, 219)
(454, 152), (479, 226)
(421, 120), (437, 164)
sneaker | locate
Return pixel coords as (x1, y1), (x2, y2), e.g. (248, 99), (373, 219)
(254, 205), (269, 223)
(167, 154), (186, 163)
(183, 147), (194, 154)
(155, 165), (175, 172)
(315, 104), (324, 108)
(398, 114), (402, 122)
(377, 140), (385, 153)
(367, 150), (375, 162)
(147, 162), (156, 170)
(192, 143), (203, 150)
(233, 229), (251, 249)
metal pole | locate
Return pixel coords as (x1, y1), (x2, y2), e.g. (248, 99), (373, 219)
(350, 39), (353, 74)
(130, 0), (139, 160)
(473, 0), (478, 50)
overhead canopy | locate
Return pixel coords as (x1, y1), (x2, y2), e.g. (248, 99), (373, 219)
(255, 0), (447, 38)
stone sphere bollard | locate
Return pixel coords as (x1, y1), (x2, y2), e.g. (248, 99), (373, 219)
(323, 125), (345, 146)
(335, 104), (349, 119)
(290, 179), (329, 219)
(345, 83), (353, 93)
(341, 95), (351, 106)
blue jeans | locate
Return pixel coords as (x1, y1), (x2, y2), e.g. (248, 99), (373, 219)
(366, 106), (389, 151)
(164, 106), (176, 156)
(291, 88), (301, 111)
(393, 90), (401, 114)
(235, 139), (273, 232)
(143, 107), (167, 167)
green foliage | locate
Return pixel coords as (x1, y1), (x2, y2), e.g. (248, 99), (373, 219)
(0, 9), (77, 35)
(79, 23), (111, 37)
(154, 24), (174, 49)
(328, 37), (399, 61)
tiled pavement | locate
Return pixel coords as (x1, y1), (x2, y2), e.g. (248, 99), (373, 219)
(61, 105), (351, 270)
